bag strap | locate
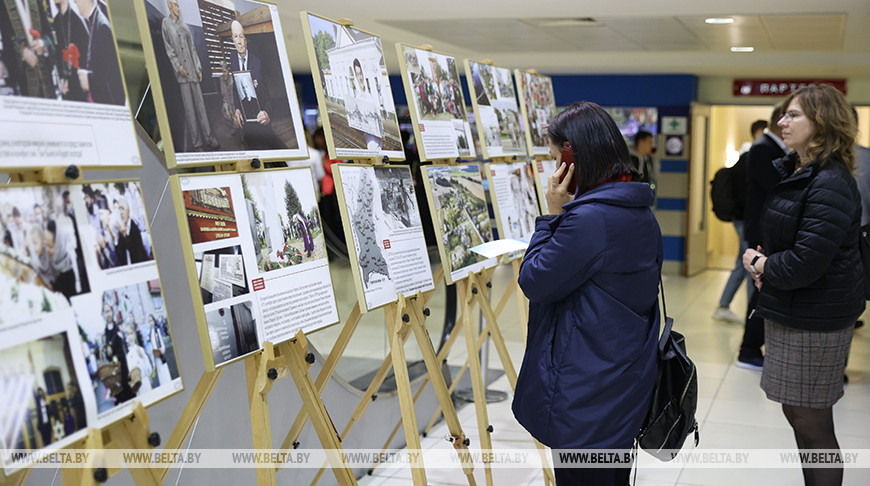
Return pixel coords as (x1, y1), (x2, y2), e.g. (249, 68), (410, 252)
(657, 265), (673, 356)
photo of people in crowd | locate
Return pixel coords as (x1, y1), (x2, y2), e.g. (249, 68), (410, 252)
(205, 300), (258, 366)
(0, 185), (90, 303)
(517, 70), (556, 153)
(74, 282), (179, 414)
(0, 331), (88, 454)
(0, 0), (126, 105)
(303, 12), (404, 159)
(467, 61), (527, 158)
(195, 245), (249, 305)
(241, 171), (326, 273)
(140, 0), (306, 162)
(80, 182), (153, 270)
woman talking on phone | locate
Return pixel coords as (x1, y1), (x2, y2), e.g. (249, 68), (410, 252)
(742, 85), (863, 486)
(512, 101), (662, 485)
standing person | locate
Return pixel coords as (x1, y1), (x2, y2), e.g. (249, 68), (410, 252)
(52, 0), (89, 101)
(113, 197), (148, 265)
(738, 106), (787, 369)
(74, 0), (125, 105)
(0, 0), (54, 98)
(513, 102), (661, 486)
(743, 85), (863, 486)
(713, 120), (767, 323)
(229, 20), (278, 150)
(33, 388), (52, 447)
(102, 301), (134, 404)
(161, 0), (219, 152)
(352, 58), (383, 151)
(629, 129), (656, 192)
(148, 314), (172, 386)
(851, 107), (870, 225)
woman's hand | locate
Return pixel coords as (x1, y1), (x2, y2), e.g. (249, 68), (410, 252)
(546, 162), (575, 215)
(742, 246), (766, 290)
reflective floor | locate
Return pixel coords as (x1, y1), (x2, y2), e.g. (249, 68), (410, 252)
(318, 263), (870, 485)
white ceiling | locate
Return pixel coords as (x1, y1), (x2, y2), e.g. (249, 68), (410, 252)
(110, 0), (870, 77)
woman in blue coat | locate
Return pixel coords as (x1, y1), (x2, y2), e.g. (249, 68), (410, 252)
(513, 102), (662, 485)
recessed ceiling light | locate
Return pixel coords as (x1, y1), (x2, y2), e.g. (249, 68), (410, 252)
(730, 46), (755, 52)
(705, 17), (735, 24)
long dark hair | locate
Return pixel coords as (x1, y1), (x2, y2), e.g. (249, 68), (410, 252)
(547, 102), (636, 195)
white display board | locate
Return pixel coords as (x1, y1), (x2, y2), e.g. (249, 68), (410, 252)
(465, 60), (527, 159)
(333, 164), (434, 311)
(173, 168), (339, 369)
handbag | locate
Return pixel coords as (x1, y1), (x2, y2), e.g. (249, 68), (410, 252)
(636, 277), (699, 461)
(859, 222), (870, 299)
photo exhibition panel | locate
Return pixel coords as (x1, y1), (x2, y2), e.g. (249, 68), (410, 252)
(465, 60), (527, 160)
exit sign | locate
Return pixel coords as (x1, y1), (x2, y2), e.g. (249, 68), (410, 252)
(733, 79), (847, 97)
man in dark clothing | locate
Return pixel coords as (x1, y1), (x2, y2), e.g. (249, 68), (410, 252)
(52, 0), (89, 101)
(0, 0), (55, 98)
(74, 0), (125, 105)
(738, 105), (787, 370)
(630, 130), (656, 192)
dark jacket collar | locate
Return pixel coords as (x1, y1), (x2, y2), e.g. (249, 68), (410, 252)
(563, 181), (655, 211)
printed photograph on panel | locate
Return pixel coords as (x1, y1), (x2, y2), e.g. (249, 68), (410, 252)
(399, 45), (474, 160)
(468, 61), (526, 157)
(424, 164), (492, 273)
(240, 171), (326, 272)
(205, 300), (258, 366)
(0, 0), (125, 105)
(140, 0), (305, 160)
(304, 13), (403, 158)
(0, 332), (86, 454)
(80, 183), (153, 270)
(195, 245), (249, 304)
(74, 281), (180, 414)
(183, 186), (239, 243)
(493, 162), (540, 241)
(518, 71), (556, 152)
(0, 185), (91, 304)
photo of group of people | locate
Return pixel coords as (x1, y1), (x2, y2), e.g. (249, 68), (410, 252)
(487, 162), (541, 247)
(335, 164), (434, 310)
(0, 0), (125, 105)
(74, 282), (179, 414)
(0, 331), (88, 457)
(398, 45), (474, 161)
(81, 183), (153, 270)
(516, 70), (556, 155)
(0, 185), (90, 303)
(240, 171), (326, 272)
(422, 164), (495, 283)
(303, 12), (403, 159)
(466, 61), (527, 158)
(140, 0), (307, 165)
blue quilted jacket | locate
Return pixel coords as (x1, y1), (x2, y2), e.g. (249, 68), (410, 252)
(513, 181), (661, 449)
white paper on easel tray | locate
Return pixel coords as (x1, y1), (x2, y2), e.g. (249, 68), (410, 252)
(470, 239), (529, 259)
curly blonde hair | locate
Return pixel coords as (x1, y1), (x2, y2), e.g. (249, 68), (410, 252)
(781, 84), (857, 171)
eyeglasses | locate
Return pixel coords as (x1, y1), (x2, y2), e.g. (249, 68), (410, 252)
(780, 111), (803, 122)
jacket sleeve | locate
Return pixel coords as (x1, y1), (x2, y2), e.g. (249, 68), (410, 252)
(518, 206), (606, 303)
(764, 175), (854, 290)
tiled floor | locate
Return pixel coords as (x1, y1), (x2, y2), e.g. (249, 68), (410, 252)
(314, 261), (870, 485)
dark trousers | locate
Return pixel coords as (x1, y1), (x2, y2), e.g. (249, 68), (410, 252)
(554, 466), (631, 486)
(740, 285), (765, 358)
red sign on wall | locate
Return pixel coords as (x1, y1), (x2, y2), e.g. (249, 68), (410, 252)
(733, 79), (847, 97)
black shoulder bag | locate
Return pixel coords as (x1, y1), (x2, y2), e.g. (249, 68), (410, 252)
(635, 276), (700, 461)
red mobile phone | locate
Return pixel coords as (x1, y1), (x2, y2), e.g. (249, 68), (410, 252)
(559, 142), (578, 195)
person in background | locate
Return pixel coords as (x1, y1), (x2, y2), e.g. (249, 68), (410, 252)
(0, 0), (54, 98)
(52, 0), (89, 101)
(314, 127), (344, 241)
(743, 85), (863, 486)
(629, 129), (656, 192)
(513, 102), (661, 486)
(852, 107), (870, 225)
(738, 106), (787, 370)
(713, 120), (767, 323)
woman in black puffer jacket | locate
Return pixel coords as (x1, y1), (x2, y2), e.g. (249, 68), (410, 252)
(742, 84), (863, 486)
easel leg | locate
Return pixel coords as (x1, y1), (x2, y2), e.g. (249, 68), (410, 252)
(107, 404), (161, 486)
(2, 469), (30, 486)
(158, 368), (223, 482)
(246, 353), (277, 486)
(279, 303), (363, 455)
(384, 302), (429, 486)
(283, 335), (357, 486)
(65, 427), (103, 486)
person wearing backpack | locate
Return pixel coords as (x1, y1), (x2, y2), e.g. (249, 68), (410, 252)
(712, 120), (767, 324)
(513, 102), (660, 486)
(743, 85), (864, 486)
